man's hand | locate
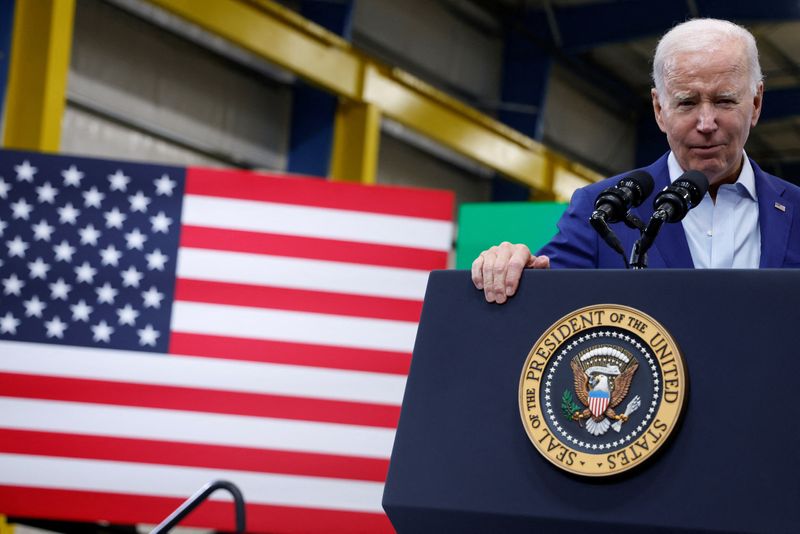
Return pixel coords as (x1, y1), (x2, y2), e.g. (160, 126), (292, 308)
(471, 242), (550, 303)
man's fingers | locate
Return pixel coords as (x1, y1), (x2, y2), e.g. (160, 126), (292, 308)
(531, 255), (550, 269)
(481, 249), (497, 302)
(490, 243), (514, 304)
(471, 254), (485, 290)
(504, 246), (531, 297)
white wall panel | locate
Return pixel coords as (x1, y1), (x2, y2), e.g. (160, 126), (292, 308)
(64, 0), (291, 169)
(376, 133), (491, 211)
(61, 106), (224, 167)
(541, 65), (635, 173)
(352, 0), (502, 103)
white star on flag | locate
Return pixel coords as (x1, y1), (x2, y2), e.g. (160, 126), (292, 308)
(96, 282), (118, 304)
(104, 207), (126, 229)
(145, 249), (168, 271)
(7, 236), (28, 258)
(120, 266), (144, 288)
(53, 240), (77, 262)
(141, 286), (164, 309)
(10, 198), (33, 220)
(36, 182), (58, 204)
(83, 187), (105, 208)
(74, 262), (98, 284)
(15, 160), (37, 181)
(137, 323), (160, 346)
(116, 304), (139, 326)
(128, 191), (151, 212)
(61, 165), (84, 186)
(0, 312), (20, 334)
(78, 224), (101, 246)
(99, 245), (122, 267)
(28, 257), (50, 279)
(149, 211), (172, 233)
(70, 300), (93, 322)
(0, 177), (10, 198)
(108, 169), (130, 191)
(154, 174), (176, 196)
(23, 295), (47, 318)
(31, 219), (54, 241)
(57, 203), (80, 224)
(91, 320), (114, 343)
(124, 228), (147, 250)
(49, 278), (72, 300)
(44, 316), (68, 338)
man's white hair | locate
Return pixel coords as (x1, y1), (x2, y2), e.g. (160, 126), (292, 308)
(652, 18), (763, 101)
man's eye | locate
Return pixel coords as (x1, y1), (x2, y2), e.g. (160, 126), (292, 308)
(677, 101), (695, 107)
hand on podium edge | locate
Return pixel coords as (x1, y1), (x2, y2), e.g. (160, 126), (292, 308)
(471, 242), (550, 304)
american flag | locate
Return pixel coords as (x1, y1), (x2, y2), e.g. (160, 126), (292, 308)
(0, 149), (454, 532)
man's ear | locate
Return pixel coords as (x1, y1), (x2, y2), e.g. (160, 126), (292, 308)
(751, 81), (764, 127)
(652, 89), (667, 134)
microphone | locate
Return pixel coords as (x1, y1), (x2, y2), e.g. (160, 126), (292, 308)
(590, 170), (654, 266)
(652, 170), (709, 223)
(629, 170), (709, 269)
(591, 170), (655, 223)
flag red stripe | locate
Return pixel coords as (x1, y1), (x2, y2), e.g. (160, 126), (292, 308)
(186, 167), (453, 221)
(175, 278), (422, 322)
(169, 332), (411, 375)
(0, 373), (400, 428)
(0, 429), (389, 482)
(0, 486), (394, 533)
(180, 225), (447, 270)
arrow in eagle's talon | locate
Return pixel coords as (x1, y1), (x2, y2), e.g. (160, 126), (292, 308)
(612, 395), (642, 432)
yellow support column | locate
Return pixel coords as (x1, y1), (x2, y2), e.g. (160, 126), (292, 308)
(3, 0), (76, 151)
(329, 100), (381, 184)
(0, 515), (14, 534)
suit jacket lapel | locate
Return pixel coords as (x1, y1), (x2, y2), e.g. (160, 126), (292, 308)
(755, 162), (793, 268)
(635, 154), (695, 268)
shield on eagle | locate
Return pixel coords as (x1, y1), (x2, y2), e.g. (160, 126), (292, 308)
(588, 389), (610, 418)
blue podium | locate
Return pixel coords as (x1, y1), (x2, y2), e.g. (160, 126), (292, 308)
(383, 270), (800, 533)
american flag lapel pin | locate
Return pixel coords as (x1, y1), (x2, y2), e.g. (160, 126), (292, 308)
(775, 202), (786, 212)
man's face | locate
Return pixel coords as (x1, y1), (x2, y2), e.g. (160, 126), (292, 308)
(651, 43), (763, 187)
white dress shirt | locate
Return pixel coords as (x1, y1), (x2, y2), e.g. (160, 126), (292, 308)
(666, 152), (760, 268)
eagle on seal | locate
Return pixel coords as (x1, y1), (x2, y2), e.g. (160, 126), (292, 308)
(570, 358), (638, 436)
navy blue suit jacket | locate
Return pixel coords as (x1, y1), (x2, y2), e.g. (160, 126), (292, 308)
(537, 153), (800, 268)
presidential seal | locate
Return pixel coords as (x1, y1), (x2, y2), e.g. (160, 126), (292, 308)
(518, 304), (686, 477)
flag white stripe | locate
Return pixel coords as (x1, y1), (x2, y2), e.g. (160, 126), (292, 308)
(0, 398), (395, 459)
(0, 341), (406, 406)
(172, 301), (418, 353)
(176, 247), (431, 301)
(0, 453), (384, 513)
(183, 194), (453, 251)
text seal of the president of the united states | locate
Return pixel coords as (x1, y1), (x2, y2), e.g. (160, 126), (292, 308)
(519, 304), (686, 476)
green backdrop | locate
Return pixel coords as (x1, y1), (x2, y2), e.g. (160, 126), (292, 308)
(455, 202), (567, 269)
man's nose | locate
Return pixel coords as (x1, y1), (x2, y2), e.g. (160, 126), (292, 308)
(696, 103), (718, 133)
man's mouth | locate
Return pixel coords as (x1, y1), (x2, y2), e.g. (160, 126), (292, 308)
(690, 144), (723, 154)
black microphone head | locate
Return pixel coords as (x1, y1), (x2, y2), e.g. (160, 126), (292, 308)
(672, 170), (709, 207)
(617, 170), (655, 207)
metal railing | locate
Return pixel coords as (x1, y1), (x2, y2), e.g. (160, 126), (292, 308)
(150, 480), (246, 534)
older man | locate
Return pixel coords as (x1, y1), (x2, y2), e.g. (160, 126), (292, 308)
(472, 18), (800, 304)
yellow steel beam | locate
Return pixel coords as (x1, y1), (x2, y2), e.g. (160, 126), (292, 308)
(330, 100), (381, 184)
(147, 0), (603, 195)
(148, 0), (361, 98)
(3, 0), (76, 151)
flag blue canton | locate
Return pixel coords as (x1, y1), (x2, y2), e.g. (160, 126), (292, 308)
(0, 150), (185, 353)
